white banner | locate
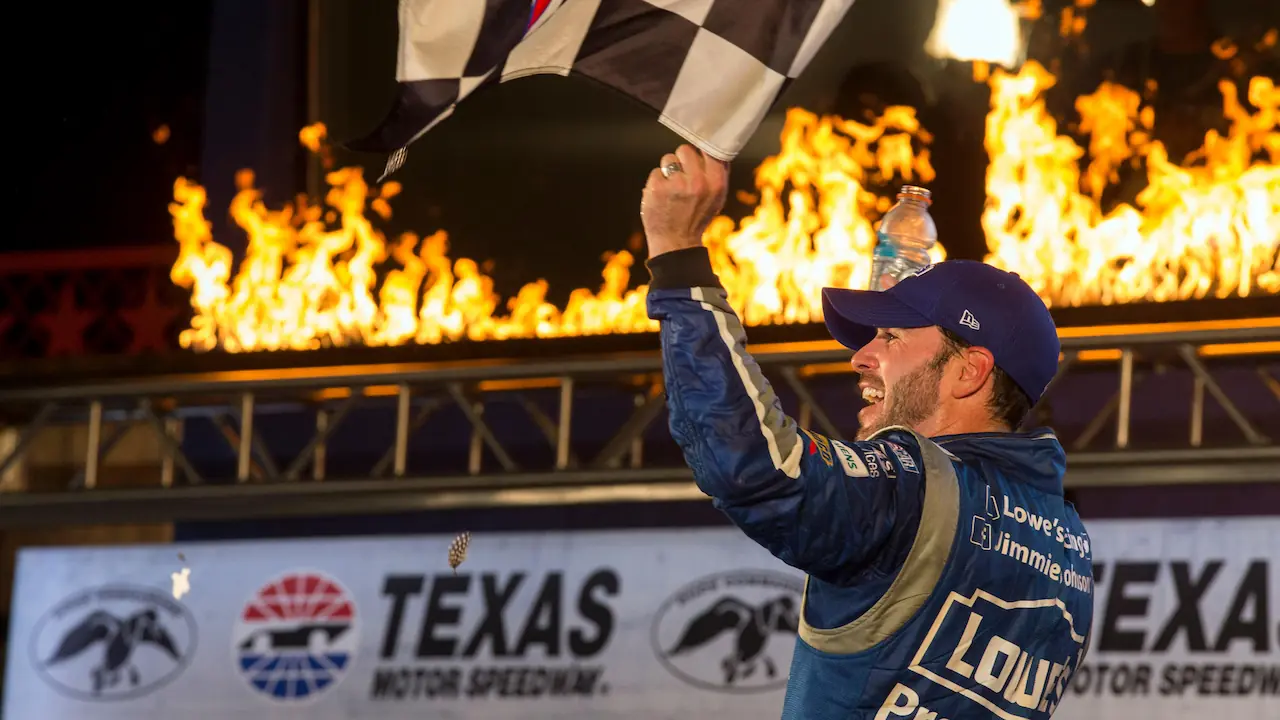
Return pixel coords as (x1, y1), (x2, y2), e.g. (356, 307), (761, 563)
(4, 528), (805, 720)
(1053, 516), (1279, 720)
(3, 518), (1277, 720)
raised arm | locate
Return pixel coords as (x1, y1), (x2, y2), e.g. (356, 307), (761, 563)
(639, 146), (928, 584)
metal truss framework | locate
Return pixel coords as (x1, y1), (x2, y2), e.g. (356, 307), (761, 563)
(1, 320), (1277, 526)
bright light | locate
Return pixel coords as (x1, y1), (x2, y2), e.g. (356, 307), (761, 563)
(925, 0), (1024, 68)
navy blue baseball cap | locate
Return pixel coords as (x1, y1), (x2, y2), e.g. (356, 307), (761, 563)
(821, 260), (1060, 404)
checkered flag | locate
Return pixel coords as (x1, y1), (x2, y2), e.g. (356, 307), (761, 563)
(346, 0), (855, 180)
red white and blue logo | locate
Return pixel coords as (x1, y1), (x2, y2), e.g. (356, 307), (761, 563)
(233, 572), (358, 702)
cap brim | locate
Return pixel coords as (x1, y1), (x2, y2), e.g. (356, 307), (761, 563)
(821, 287), (934, 350)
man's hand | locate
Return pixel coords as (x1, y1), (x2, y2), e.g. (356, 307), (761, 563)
(640, 144), (729, 258)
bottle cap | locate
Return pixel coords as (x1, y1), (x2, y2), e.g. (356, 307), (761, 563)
(898, 185), (932, 205)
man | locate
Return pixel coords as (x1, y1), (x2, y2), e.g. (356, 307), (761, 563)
(641, 145), (1094, 719)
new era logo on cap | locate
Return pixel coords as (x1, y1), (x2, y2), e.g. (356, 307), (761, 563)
(959, 309), (980, 330)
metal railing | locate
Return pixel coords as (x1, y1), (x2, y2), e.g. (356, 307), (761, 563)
(1, 319), (1277, 526)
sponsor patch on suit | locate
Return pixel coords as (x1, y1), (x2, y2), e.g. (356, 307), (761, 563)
(800, 428), (834, 468)
(863, 444), (896, 479)
(830, 441), (870, 477)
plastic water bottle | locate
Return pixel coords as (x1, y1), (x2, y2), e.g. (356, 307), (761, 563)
(869, 185), (937, 291)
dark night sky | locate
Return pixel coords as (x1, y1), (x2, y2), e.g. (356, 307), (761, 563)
(11, 3), (212, 256)
(7, 0), (1275, 308)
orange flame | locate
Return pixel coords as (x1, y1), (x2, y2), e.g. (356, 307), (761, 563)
(170, 66), (1277, 352)
(982, 62), (1279, 305)
(169, 109), (937, 351)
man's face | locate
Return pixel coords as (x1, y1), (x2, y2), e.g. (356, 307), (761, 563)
(850, 326), (954, 441)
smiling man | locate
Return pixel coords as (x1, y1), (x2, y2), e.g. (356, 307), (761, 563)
(641, 145), (1095, 718)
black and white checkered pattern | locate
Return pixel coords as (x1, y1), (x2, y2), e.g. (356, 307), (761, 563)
(346, 0), (855, 179)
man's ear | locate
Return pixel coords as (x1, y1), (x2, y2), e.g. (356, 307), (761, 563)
(951, 345), (997, 400)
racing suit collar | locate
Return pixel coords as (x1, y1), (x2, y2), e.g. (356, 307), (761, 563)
(931, 428), (1066, 496)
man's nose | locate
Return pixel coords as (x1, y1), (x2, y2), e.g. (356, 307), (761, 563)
(852, 343), (878, 374)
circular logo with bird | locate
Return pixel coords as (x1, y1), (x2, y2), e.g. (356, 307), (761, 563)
(651, 570), (803, 693)
(233, 571), (358, 702)
(29, 585), (197, 701)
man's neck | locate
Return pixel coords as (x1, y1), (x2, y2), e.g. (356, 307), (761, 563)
(916, 412), (1008, 439)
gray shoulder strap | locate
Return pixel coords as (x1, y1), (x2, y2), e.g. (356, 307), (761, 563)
(798, 427), (962, 654)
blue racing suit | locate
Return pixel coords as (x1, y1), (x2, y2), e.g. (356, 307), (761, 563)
(646, 248), (1095, 719)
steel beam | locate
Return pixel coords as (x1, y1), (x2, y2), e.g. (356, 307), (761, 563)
(238, 393), (255, 482)
(70, 420), (130, 490)
(370, 396), (446, 478)
(138, 401), (204, 486)
(591, 385), (665, 470)
(0, 322), (1275, 523)
(1, 320), (1274, 403)
(160, 417), (183, 487)
(1178, 345), (1269, 444)
(2, 449), (1277, 527)
(284, 397), (356, 480)
(448, 383), (518, 472)
(0, 402), (57, 479)
(0, 469), (702, 526)
(517, 394), (581, 469)
(780, 367), (842, 439)
(556, 377), (574, 471)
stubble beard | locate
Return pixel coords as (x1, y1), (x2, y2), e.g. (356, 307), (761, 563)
(855, 350), (951, 441)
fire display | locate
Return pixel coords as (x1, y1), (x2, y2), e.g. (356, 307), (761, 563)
(168, 63), (1278, 354)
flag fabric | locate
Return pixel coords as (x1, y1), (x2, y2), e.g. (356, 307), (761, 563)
(346, 0), (856, 180)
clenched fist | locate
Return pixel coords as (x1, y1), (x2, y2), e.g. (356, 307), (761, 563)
(640, 144), (729, 258)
